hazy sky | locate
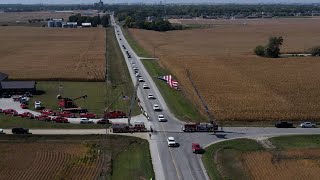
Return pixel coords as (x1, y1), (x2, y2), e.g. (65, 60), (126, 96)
(0, 0), (319, 4)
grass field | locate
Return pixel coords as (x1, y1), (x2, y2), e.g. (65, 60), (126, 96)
(128, 18), (320, 122)
(122, 27), (204, 121)
(0, 135), (154, 180)
(203, 135), (320, 180)
(0, 114), (107, 129)
(0, 26), (105, 81)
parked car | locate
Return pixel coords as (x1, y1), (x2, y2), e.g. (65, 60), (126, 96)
(24, 92), (33, 97)
(275, 121), (294, 128)
(138, 78), (144, 82)
(80, 118), (94, 124)
(80, 113), (97, 119)
(40, 109), (53, 115)
(147, 94), (156, 99)
(20, 103), (28, 109)
(52, 117), (69, 123)
(143, 84), (149, 89)
(192, 143), (203, 154)
(34, 101), (42, 110)
(158, 114), (167, 122)
(97, 119), (108, 124)
(153, 104), (161, 111)
(36, 114), (51, 122)
(299, 122), (316, 128)
(167, 137), (176, 147)
(59, 112), (73, 118)
(3, 109), (18, 116)
(18, 112), (34, 119)
(12, 127), (30, 134)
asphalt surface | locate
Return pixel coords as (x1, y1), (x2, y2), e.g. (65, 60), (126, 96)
(111, 15), (320, 180)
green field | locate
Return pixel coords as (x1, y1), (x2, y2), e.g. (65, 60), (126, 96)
(122, 27), (205, 121)
(0, 114), (107, 129)
(202, 139), (263, 180)
(270, 134), (320, 150)
(0, 135), (154, 180)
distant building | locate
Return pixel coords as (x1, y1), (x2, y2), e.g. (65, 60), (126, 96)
(146, 16), (157, 22)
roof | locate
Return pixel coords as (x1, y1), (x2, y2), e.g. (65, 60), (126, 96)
(168, 137), (175, 140)
(0, 81), (35, 89)
(0, 72), (8, 81)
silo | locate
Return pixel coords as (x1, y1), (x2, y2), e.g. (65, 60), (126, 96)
(55, 21), (62, 27)
(48, 20), (55, 28)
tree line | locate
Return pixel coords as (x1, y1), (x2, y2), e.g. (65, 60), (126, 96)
(68, 14), (109, 27)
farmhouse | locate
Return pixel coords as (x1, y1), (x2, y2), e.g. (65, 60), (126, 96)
(0, 72), (36, 94)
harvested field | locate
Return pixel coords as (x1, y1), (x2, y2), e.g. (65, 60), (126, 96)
(129, 18), (320, 122)
(0, 11), (99, 23)
(0, 26), (105, 81)
(244, 150), (320, 180)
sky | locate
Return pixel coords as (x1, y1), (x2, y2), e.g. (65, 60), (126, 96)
(0, 0), (319, 4)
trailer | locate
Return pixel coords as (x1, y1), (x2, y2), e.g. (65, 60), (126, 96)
(182, 122), (218, 132)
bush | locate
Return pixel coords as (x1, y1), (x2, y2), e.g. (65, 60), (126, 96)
(254, 45), (265, 56)
(310, 46), (320, 56)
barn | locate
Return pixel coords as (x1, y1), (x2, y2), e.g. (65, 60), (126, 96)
(0, 72), (36, 94)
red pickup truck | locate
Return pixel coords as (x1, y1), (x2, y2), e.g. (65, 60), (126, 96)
(192, 143), (203, 154)
(80, 113), (97, 119)
(18, 112), (34, 119)
(36, 114), (51, 122)
(3, 109), (18, 116)
(52, 117), (69, 123)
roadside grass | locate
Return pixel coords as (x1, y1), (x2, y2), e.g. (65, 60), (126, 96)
(0, 114), (107, 129)
(270, 134), (320, 150)
(111, 136), (154, 180)
(122, 27), (205, 121)
(202, 139), (263, 180)
(0, 135), (154, 180)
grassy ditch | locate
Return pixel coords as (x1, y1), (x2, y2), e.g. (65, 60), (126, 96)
(0, 135), (154, 180)
(122, 27), (204, 121)
(0, 114), (107, 129)
(202, 139), (263, 180)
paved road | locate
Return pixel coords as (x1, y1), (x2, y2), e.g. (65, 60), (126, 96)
(111, 15), (320, 180)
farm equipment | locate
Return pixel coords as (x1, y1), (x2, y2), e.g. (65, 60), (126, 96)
(57, 95), (88, 113)
(182, 122), (218, 132)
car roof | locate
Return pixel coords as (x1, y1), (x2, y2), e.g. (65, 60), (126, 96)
(192, 143), (200, 146)
(168, 137), (175, 140)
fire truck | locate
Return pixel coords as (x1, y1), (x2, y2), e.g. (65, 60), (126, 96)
(111, 121), (147, 133)
(182, 122), (218, 132)
(57, 95), (88, 113)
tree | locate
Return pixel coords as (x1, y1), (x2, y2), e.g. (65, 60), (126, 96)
(254, 45), (265, 56)
(310, 46), (320, 56)
(101, 15), (109, 27)
(264, 36), (283, 58)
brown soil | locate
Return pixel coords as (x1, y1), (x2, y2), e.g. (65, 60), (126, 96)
(130, 18), (320, 121)
(243, 149), (320, 180)
(0, 26), (105, 81)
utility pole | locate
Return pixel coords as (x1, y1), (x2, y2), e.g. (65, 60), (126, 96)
(127, 80), (139, 126)
(186, 69), (217, 125)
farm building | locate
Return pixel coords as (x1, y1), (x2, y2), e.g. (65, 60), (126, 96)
(0, 72), (36, 94)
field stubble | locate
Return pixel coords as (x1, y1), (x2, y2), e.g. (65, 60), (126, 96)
(0, 26), (105, 81)
(130, 18), (320, 122)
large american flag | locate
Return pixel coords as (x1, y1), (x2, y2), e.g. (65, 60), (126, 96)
(158, 75), (179, 90)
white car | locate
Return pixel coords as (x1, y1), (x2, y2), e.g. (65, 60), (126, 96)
(158, 114), (167, 122)
(147, 94), (155, 99)
(80, 118), (94, 124)
(299, 122), (316, 128)
(143, 84), (149, 89)
(153, 104), (161, 111)
(135, 73), (140, 77)
(34, 101), (42, 110)
(167, 137), (176, 147)
(138, 78), (144, 82)
(133, 67), (138, 70)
